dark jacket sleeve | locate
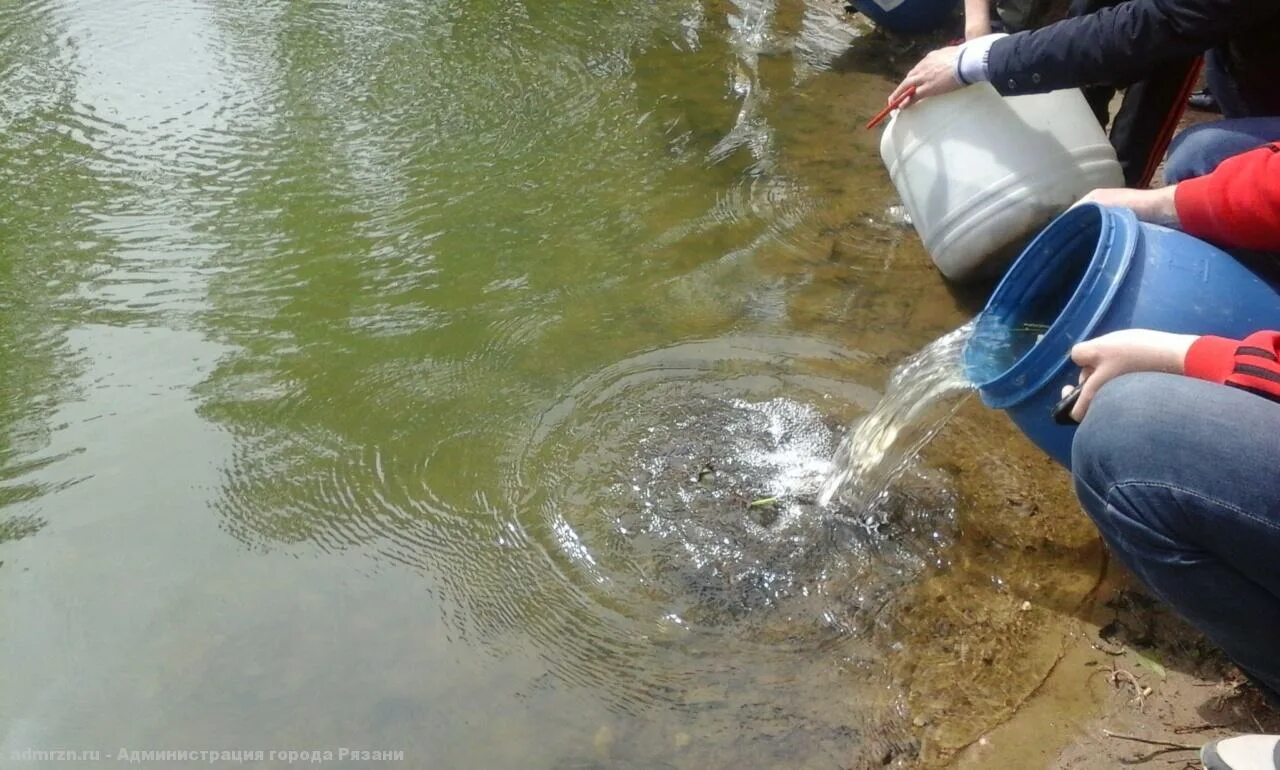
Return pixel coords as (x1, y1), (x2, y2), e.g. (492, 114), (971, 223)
(985, 0), (1274, 95)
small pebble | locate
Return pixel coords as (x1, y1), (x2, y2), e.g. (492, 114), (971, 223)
(674, 732), (691, 749)
(594, 725), (614, 758)
(1020, 600), (1033, 612)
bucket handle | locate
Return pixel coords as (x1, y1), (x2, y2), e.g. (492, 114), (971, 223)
(865, 86), (916, 130)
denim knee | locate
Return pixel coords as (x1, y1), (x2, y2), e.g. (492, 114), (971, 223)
(1070, 373), (1184, 534)
(1164, 118), (1280, 184)
(1164, 124), (1233, 183)
(1072, 374), (1280, 700)
(1072, 373), (1158, 487)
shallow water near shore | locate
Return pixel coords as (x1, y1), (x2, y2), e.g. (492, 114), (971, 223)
(0, 1), (1105, 767)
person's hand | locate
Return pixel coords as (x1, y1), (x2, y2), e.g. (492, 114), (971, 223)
(888, 46), (963, 108)
(1075, 186), (1181, 229)
(1065, 329), (1196, 421)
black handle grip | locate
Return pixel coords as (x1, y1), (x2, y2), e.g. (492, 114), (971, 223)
(1052, 385), (1082, 426)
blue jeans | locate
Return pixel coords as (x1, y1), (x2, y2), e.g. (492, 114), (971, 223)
(1072, 373), (1280, 700)
(1164, 117), (1280, 183)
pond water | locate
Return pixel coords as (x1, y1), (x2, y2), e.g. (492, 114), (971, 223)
(0, 1), (1105, 767)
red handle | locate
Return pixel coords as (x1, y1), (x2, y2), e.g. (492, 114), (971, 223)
(865, 86), (917, 130)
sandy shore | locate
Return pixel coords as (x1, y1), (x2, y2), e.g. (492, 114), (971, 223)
(951, 565), (1280, 769)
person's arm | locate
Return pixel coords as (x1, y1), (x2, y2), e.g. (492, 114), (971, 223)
(1076, 186), (1179, 228)
(965, 0), (993, 40)
(1079, 144), (1280, 252)
(986, 0), (1273, 95)
(1175, 144), (1280, 253)
(888, 0), (1276, 106)
(1185, 330), (1280, 403)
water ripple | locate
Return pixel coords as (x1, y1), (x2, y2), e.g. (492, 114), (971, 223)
(207, 330), (956, 730)
(0, 0), (954, 763)
(518, 339), (952, 628)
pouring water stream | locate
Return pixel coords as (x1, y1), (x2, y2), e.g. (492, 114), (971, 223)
(817, 321), (976, 509)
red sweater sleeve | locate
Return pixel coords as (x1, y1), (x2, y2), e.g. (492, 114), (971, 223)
(1185, 331), (1280, 402)
(1175, 144), (1280, 253)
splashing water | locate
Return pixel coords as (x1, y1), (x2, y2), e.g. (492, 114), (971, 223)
(818, 322), (976, 508)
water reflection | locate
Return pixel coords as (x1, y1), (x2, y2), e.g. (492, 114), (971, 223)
(188, 0), (934, 760)
(0, 0), (113, 519)
(0, 1), (1103, 767)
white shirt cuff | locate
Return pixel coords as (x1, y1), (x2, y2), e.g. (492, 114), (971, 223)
(954, 33), (1007, 85)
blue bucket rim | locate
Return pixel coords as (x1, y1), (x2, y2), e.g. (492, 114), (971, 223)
(964, 203), (1139, 409)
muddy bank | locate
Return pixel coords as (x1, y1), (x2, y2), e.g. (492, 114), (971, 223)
(953, 570), (1280, 770)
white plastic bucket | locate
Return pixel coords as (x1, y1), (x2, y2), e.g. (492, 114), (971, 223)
(879, 83), (1123, 281)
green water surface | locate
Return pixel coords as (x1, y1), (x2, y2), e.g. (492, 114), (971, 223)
(0, 1), (1105, 768)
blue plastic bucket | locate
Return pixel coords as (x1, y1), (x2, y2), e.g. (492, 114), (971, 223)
(849, 0), (959, 35)
(964, 203), (1280, 466)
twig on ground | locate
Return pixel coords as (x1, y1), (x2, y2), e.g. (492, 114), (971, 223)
(1172, 723), (1237, 735)
(1116, 746), (1196, 765)
(1105, 726), (1203, 762)
(1102, 730), (1198, 751)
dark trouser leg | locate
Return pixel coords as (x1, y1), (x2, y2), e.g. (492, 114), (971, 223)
(1106, 57), (1198, 186)
(1067, 0), (1197, 185)
(1072, 373), (1280, 699)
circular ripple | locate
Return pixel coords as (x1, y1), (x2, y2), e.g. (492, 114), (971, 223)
(508, 335), (958, 646)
